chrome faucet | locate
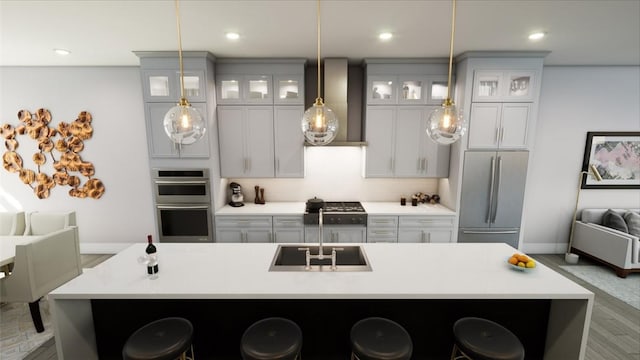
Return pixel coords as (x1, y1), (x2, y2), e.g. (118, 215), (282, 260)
(302, 208), (339, 270)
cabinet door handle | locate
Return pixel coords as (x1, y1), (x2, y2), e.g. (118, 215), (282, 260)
(269, 231), (273, 243)
(276, 158), (280, 172)
(500, 127), (505, 143)
(426, 232), (431, 243)
(495, 127), (500, 145)
(423, 158), (428, 172)
(421, 231), (425, 243)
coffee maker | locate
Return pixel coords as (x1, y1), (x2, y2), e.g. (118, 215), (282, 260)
(229, 182), (244, 207)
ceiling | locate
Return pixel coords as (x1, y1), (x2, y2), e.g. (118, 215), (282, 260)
(1, 0), (639, 67)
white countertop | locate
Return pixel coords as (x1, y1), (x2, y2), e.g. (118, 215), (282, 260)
(362, 202), (455, 216)
(215, 202), (455, 216)
(51, 243), (591, 301)
(216, 202), (306, 215)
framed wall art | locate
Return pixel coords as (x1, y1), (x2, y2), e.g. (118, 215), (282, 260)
(581, 131), (640, 189)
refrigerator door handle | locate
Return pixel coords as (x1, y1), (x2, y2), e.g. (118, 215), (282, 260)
(486, 156), (496, 223)
(462, 230), (519, 235)
(492, 157), (503, 223)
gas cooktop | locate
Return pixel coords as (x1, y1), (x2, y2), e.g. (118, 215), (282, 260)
(304, 201), (367, 225)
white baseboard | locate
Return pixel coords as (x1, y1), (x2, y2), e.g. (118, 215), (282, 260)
(80, 242), (132, 254)
(521, 242), (567, 254)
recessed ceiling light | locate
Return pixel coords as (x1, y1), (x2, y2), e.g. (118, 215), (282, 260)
(54, 48), (71, 55)
(528, 32), (546, 41)
(379, 32), (393, 41)
(226, 32), (240, 40)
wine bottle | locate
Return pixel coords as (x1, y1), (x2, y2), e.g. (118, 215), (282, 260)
(145, 234), (159, 279)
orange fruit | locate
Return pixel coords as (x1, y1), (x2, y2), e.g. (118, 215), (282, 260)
(508, 256), (518, 265)
(517, 254), (530, 263)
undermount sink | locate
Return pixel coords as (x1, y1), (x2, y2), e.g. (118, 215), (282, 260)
(269, 245), (372, 272)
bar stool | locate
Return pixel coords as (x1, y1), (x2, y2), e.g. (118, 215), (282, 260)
(240, 317), (303, 360)
(350, 317), (413, 360)
(122, 317), (194, 360)
(451, 317), (524, 360)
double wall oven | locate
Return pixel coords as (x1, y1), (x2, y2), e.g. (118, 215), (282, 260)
(153, 169), (213, 242)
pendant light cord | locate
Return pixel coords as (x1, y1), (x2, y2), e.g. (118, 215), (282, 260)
(316, 0), (322, 103)
(446, 0), (456, 100)
(175, 0), (185, 101)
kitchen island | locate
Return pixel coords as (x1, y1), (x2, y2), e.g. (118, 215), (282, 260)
(50, 243), (592, 359)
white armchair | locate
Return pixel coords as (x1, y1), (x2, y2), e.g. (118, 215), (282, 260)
(0, 211), (25, 235)
(0, 226), (82, 332)
(24, 211), (76, 235)
(572, 208), (640, 278)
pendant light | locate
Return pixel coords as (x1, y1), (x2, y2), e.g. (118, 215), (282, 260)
(163, 0), (206, 146)
(426, 0), (466, 145)
(301, 0), (338, 146)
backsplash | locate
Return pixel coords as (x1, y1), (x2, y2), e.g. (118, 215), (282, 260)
(227, 146), (439, 203)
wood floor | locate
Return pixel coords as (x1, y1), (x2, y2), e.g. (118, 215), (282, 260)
(25, 254), (640, 360)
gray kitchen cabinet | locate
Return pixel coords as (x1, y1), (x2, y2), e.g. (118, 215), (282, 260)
(468, 103), (530, 150)
(397, 215), (454, 243)
(274, 106), (305, 178)
(365, 106), (450, 178)
(305, 226), (366, 243)
(215, 216), (273, 243)
(218, 106), (275, 178)
(135, 51), (215, 159)
(146, 102), (210, 158)
(367, 215), (398, 243)
(216, 59), (306, 178)
(273, 215), (305, 243)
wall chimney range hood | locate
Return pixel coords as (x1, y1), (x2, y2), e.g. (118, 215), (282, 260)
(305, 58), (367, 146)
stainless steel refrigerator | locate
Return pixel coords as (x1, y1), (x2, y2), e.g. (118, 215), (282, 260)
(458, 151), (529, 248)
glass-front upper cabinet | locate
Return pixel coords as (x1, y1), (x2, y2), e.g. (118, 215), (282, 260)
(367, 76), (397, 104)
(274, 75), (304, 105)
(473, 70), (536, 102)
(398, 77), (425, 104)
(217, 75), (273, 104)
(367, 75), (436, 105)
(426, 75), (451, 105)
(142, 70), (206, 103)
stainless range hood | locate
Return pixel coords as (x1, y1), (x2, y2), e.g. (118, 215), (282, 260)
(306, 58), (366, 146)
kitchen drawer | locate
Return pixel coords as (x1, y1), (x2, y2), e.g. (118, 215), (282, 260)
(368, 216), (399, 228)
(399, 216), (454, 228)
(273, 215), (304, 228)
(215, 216), (273, 228)
(367, 228), (398, 243)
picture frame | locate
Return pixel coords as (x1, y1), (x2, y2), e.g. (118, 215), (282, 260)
(581, 131), (640, 189)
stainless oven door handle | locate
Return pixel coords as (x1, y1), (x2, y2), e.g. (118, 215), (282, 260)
(154, 180), (208, 185)
(157, 205), (209, 210)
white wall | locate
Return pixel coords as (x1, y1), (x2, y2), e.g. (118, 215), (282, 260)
(522, 66), (640, 253)
(0, 67), (154, 252)
(228, 146), (438, 203)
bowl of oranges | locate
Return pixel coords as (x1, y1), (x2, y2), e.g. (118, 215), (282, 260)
(507, 253), (536, 272)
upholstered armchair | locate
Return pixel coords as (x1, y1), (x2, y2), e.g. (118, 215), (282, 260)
(0, 226), (82, 332)
(0, 211), (25, 235)
(23, 211), (76, 235)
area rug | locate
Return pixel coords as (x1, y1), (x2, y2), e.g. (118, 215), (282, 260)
(560, 265), (640, 310)
(0, 297), (53, 360)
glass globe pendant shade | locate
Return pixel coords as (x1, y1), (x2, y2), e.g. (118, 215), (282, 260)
(301, 99), (339, 145)
(426, 99), (466, 145)
(163, 99), (206, 145)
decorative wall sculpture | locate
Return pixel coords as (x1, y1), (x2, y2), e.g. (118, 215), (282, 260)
(1, 109), (105, 199)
